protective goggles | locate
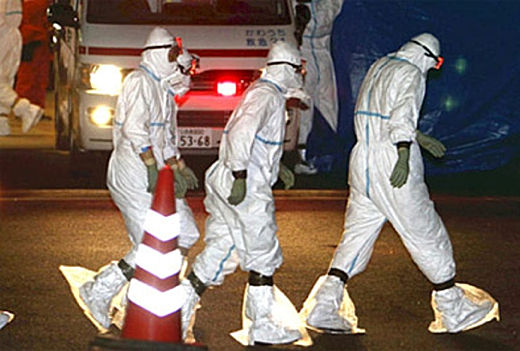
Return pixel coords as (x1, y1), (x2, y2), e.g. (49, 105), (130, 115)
(267, 60), (307, 75)
(144, 37), (184, 61)
(410, 40), (444, 70)
(180, 54), (200, 76)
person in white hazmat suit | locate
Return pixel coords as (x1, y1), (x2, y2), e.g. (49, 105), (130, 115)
(300, 33), (499, 334)
(0, 0), (43, 136)
(179, 41), (305, 345)
(79, 27), (201, 329)
(291, 0), (344, 175)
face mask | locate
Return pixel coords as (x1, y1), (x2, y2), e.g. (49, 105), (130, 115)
(171, 74), (191, 97)
(290, 71), (304, 90)
(161, 69), (191, 97)
(167, 52), (198, 96)
(177, 53), (200, 76)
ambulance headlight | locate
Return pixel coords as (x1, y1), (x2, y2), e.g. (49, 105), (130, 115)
(88, 106), (114, 127)
(79, 64), (124, 95)
(89, 65), (123, 95)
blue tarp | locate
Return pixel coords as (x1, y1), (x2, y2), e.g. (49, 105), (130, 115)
(307, 0), (520, 176)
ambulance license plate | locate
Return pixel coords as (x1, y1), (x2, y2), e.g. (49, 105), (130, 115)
(178, 128), (213, 148)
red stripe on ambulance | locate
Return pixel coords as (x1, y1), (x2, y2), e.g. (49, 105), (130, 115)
(79, 46), (269, 57)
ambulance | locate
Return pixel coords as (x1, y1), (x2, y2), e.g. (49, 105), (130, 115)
(49, 0), (299, 155)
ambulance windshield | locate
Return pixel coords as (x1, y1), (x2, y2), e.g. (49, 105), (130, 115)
(87, 0), (291, 25)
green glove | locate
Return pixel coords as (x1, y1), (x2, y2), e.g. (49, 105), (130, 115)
(416, 130), (446, 158)
(227, 178), (246, 205)
(278, 162), (295, 190)
(173, 168), (188, 199)
(390, 147), (410, 188)
(146, 164), (158, 193)
(179, 165), (199, 190)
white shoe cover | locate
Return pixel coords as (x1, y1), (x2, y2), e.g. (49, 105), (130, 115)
(300, 275), (365, 334)
(12, 98), (30, 117)
(21, 104), (43, 133)
(231, 284), (308, 346)
(429, 283), (499, 333)
(0, 116), (10, 136)
(180, 279), (201, 343)
(0, 311), (14, 330)
(79, 262), (127, 329)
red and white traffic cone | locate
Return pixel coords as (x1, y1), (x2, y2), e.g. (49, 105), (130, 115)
(90, 166), (206, 351)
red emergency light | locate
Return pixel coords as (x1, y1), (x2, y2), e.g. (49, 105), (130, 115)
(217, 81), (237, 97)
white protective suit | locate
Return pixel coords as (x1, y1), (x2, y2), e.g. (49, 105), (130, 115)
(293, 0), (344, 173)
(79, 27), (200, 329)
(302, 33), (498, 334)
(193, 42), (304, 282)
(181, 41), (307, 346)
(106, 52), (199, 267)
(0, 0), (42, 136)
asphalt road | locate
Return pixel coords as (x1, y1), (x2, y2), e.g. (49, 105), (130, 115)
(0, 193), (518, 351)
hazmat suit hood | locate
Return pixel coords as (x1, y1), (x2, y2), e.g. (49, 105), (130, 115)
(141, 26), (179, 80)
(263, 41), (304, 92)
(393, 33), (441, 74)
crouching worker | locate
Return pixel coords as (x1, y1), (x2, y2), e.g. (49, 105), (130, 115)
(79, 27), (201, 330)
(179, 41), (310, 346)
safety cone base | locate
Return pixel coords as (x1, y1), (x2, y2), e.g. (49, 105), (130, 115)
(89, 334), (208, 351)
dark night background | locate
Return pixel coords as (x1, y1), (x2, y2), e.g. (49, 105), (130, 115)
(303, 0), (520, 196)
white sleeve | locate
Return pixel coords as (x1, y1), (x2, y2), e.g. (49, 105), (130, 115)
(120, 74), (153, 155)
(223, 87), (273, 171)
(388, 70), (425, 144)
